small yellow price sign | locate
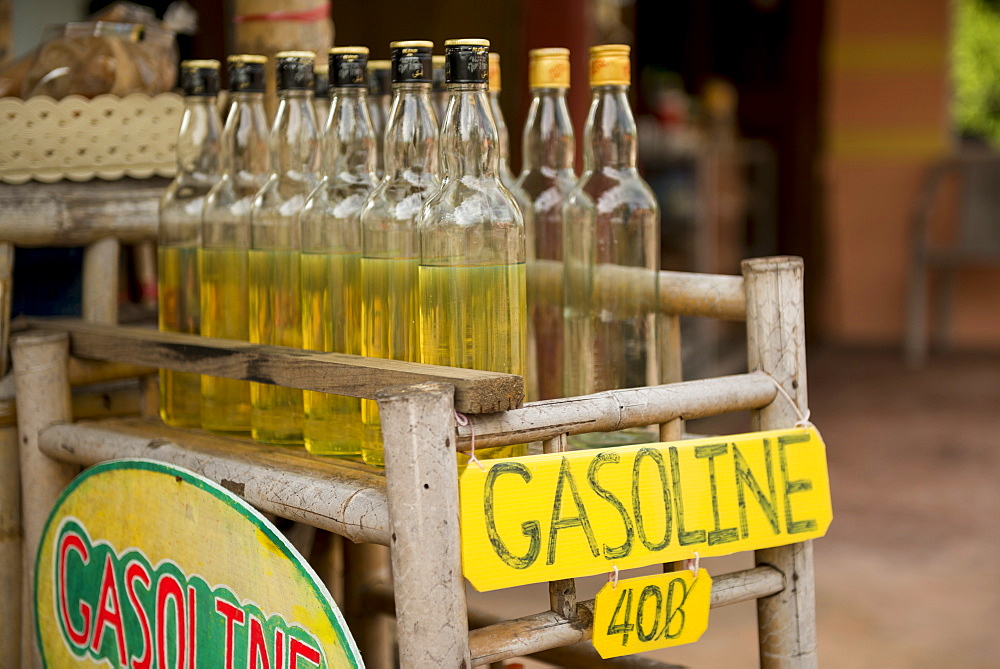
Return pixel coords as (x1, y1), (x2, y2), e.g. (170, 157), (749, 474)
(592, 569), (712, 659)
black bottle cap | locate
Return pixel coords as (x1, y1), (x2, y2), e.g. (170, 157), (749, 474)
(314, 64), (329, 98)
(180, 60), (220, 97)
(227, 55), (266, 93)
(390, 40), (433, 84)
(275, 51), (315, 91)
(444, 39), (489, 85)
(329, 47), (369, 88)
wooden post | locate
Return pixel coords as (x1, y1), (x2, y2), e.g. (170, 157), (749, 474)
(658, 313), (684, 442)
(376, 382), (471, 668)
(82, 237), (120, 324)
(0, 408), (19, 666)
(543, 434), (576, 620)
(742, 256), (817, 669)
(12, 331), (78, 667)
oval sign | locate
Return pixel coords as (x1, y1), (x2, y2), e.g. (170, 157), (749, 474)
(35, 459), (364, 668)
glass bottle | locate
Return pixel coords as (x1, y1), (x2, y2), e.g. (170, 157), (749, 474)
(366, 59), (392, 176)
(488, 52), (529, 207)
(158, 59), (222, 427)
(419, 39), (527, 463)
(300, 47), (377, 455)
(431, 54), (447, 121)
(563, 44), (660, 446)
(199, 54), (269, 433)
(516, 47), (576, 401)
(313, 62), (330, 128)
(248, 51), (322, 446)
(358, 40), (438, 467)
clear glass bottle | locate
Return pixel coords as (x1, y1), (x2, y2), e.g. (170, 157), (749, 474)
(366, 60), (392, 176)
(516, 47), (576, 401)
(488, 52), (529, 207)
(419, 39), (527, 463)
(248, 51), (322, 446)
(431, 54), (447, 121)
(313, 62), (330, 128)
(300, 47), (377, 455)
(359, 40), (438, 467)
(563, 44), (660, 446)
(158, 59), (222, 427)
(199, 54), (269, 433)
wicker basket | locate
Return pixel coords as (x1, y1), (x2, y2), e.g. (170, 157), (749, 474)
(0, 92), (183, 184)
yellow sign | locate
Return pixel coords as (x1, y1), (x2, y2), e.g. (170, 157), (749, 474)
(593, 569), (711, 658)
(460, 427), (831, 591)
(35, 459), (363, 668)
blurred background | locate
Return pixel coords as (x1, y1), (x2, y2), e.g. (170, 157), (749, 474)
(4, 0), (999, 666)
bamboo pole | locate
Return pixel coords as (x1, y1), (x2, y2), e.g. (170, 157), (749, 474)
(12, 331), (78, 667)
(743, 256), (817, 669)
(38, 420), (390, 545)
(455, 373), (777, 449)
(531, 259), (747, 320)
(376, 382), (471, 668)
(466, 566), (785, 666)
(82, 237), (120, 324)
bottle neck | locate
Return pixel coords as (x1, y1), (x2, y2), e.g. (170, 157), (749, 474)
(224, 92), (269, 178)
(325, 87), (377, 180)
(583, 85), (637, 171)
(440, 82), (498, 179)
(270, 89), (321, 178)
(178, 97), (222, 179)
(383, 83), (438, 179)
(522, 87), (575, 171)
(488, 90), (510, 162)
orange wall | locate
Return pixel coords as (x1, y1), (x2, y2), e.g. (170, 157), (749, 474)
(821, 0), (1000, 346)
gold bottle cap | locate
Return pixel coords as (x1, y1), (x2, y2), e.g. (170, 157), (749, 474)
(589, 44), (630, 86)
(444, 38), (490, 47)
(529, 47), (570, 89)
(432, 55), (446, 67)
(390, 40), (434, 49)
(227, 54), (266, 65)
(329, 46), (370, 55)
(181, 59), (220, 69)
(314, 63), (329, 74)
(368, 59), (391, 70)
(275, 50), (316, 60)
(489, 52), (501, 92)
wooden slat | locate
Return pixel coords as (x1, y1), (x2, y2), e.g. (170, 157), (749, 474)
(0, 179), (166, 247)
(531, 259), (747, 320)
(27, 319), (523, 414)
(454, 373), (777, 449)
(466, 566), (785, 666)
(37, 418), (390, 545)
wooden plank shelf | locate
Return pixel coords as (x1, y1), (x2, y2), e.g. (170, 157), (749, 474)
(27, 318), (524, 414)
(38, 417), (390, 546)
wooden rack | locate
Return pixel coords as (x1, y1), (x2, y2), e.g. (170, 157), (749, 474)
(9, 254), (816, 668)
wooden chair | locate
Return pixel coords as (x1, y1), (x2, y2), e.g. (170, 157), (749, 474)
(13, 256), (817, 668)
(906, 148), (1000, 367)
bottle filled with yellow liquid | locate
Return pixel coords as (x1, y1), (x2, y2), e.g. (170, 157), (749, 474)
(516, 48), (576, 401)
(158, 60), (222, 427)
(358, 40), (439, 466)
(199, 55), (269, 433)
(300, 47), (377, 455)
(419, 39), (528, 465)
(248, 52), (322, 445)
(563, 45), (660, 446)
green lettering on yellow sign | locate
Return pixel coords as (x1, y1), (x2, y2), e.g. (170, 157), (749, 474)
(460, 427), (832, 591)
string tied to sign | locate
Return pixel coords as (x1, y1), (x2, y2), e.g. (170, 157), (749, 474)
(685, 551), (700, 575)
(608, 564), (619, 589)
(454, 411), (485, 471)
(760, 371), (814, 429)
